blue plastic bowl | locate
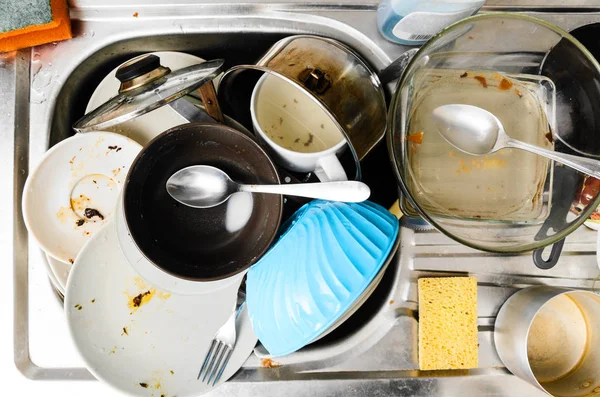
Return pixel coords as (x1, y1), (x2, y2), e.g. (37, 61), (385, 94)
(246, 200), (400, 357)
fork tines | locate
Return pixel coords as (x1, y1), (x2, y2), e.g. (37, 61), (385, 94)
(198, 339), (234, 386)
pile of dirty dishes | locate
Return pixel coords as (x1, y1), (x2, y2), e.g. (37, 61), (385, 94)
(21, 50), (400, 396)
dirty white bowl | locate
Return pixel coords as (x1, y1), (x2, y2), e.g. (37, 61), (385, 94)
(66, 220), (257, 397)
(22, 132), (142, 264)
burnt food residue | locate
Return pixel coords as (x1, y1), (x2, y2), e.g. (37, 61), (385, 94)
(84, 208), (104, 220)
(76, 219), (85, 227)
(133, 291), (151, 307)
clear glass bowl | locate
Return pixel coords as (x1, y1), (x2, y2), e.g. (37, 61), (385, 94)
(388, 13), (600, 253)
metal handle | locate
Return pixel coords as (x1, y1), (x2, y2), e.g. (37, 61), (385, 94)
(239, 181), (371, 202)
(377, 48), (419, 85)
(506, 138), (600, 179)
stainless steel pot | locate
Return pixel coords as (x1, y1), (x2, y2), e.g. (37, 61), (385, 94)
(217, 35), (389, 169)
(495, 286), (600, 396)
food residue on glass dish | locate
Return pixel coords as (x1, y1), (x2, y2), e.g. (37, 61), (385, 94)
(498, 78), (513, 90)
(407, 131), (424, 144)
(74, 304), (83, 310)
(71, 194), (91, 212)
(474, 75), (487, 88)
(260, 358), (281, 368)
(75, 219), (85, 227)
(122, 326), (129, 336)
(456, 156), (507, 175)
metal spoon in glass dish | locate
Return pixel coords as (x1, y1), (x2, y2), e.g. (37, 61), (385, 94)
(166, 165), (371, 209)
(432, 104), (600, 179)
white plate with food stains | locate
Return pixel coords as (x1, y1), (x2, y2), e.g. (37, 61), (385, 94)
(22, 131), (142, 264)
(87, 51), (215, 146)
(65, 219), (257, 397)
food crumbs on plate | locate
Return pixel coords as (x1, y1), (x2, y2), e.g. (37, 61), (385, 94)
(304, 133), (314, 147)
(407, 131), (424, 144)
(91, 299), (95, 303)
(133, 277), (148, 290)
(293, 98), (298, 103)
(294, 138), (300, 143)
(278, 136), (283, 140)
(279, 117), (284, 125)
(545, 132), (554, 143)
(132, 290), (152, 308)
(170, 370), (174, 375)
(70, 194), (91, 212)
(460, 72), (468, 78)
(108, 145), (117, 150)
(261, 358), (281, 368)
(498, 78), (513, 90)
(320, 124), (324, 129)
(69, 156), (76, 164)
(69, 259), (74, 264)
(282, 104), (287, 108)
(122, 327), (129, 336)
(468, 36), (474, 39)
(76, 219), (85, 227)
(74, 304), (82, 310)
(449, 151), (455, 158)
(109, 346), (117, 355)
(112, 167), (121, 177)
(474, 75), (487, 88)
(133, 12), (139, 17)
(84, 208), (104, 220)
(515, 89), (523, 98)
(389, 300), (395, 305)
(139, 383), (148, 388)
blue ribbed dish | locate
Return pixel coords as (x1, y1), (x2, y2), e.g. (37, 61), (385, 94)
(246, 200), (400, 357)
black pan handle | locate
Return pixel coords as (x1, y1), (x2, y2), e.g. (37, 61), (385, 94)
(532, 238), (565, 270)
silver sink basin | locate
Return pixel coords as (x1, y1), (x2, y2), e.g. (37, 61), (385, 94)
(8, 2), (600, 396)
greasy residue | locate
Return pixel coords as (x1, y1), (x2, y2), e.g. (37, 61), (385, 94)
(261, 358), (281, 368)
(498, 78), (513, 90)
(474, 75), (487, 88)
(407, 131), (424, 144)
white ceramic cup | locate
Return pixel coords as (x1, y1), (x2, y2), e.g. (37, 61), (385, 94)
(250, 73), (348, 182)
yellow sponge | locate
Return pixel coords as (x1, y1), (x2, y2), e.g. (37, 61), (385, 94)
(418, 277), (478, 370)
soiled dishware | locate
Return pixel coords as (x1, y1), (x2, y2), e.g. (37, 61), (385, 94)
(121, 123), (282, 284)
(406, 70), (553, 222)
(22, 131), (142, 264)
(66, 220), (258, 397)
(495, 286), (600, 397)
(247, 200), (399, 357)
(387, 13), (600, 256)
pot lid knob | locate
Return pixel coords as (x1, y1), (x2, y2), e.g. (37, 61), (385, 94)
(115, 54), (171, 93)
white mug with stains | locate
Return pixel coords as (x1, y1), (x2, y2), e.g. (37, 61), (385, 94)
(250, 73), (348, 182)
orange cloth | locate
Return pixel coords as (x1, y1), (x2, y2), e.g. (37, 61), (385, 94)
(0, 0), (71, 53)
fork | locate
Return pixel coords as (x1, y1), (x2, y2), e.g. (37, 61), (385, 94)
(197, 296), (245, 385)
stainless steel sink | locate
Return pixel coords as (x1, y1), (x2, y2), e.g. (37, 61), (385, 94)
(8, 1), (600, 396)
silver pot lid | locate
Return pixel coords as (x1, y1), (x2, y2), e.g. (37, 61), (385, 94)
(73, 55), (225, 132)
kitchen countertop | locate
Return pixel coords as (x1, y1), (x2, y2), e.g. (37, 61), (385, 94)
(2, 1), (599, 396)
